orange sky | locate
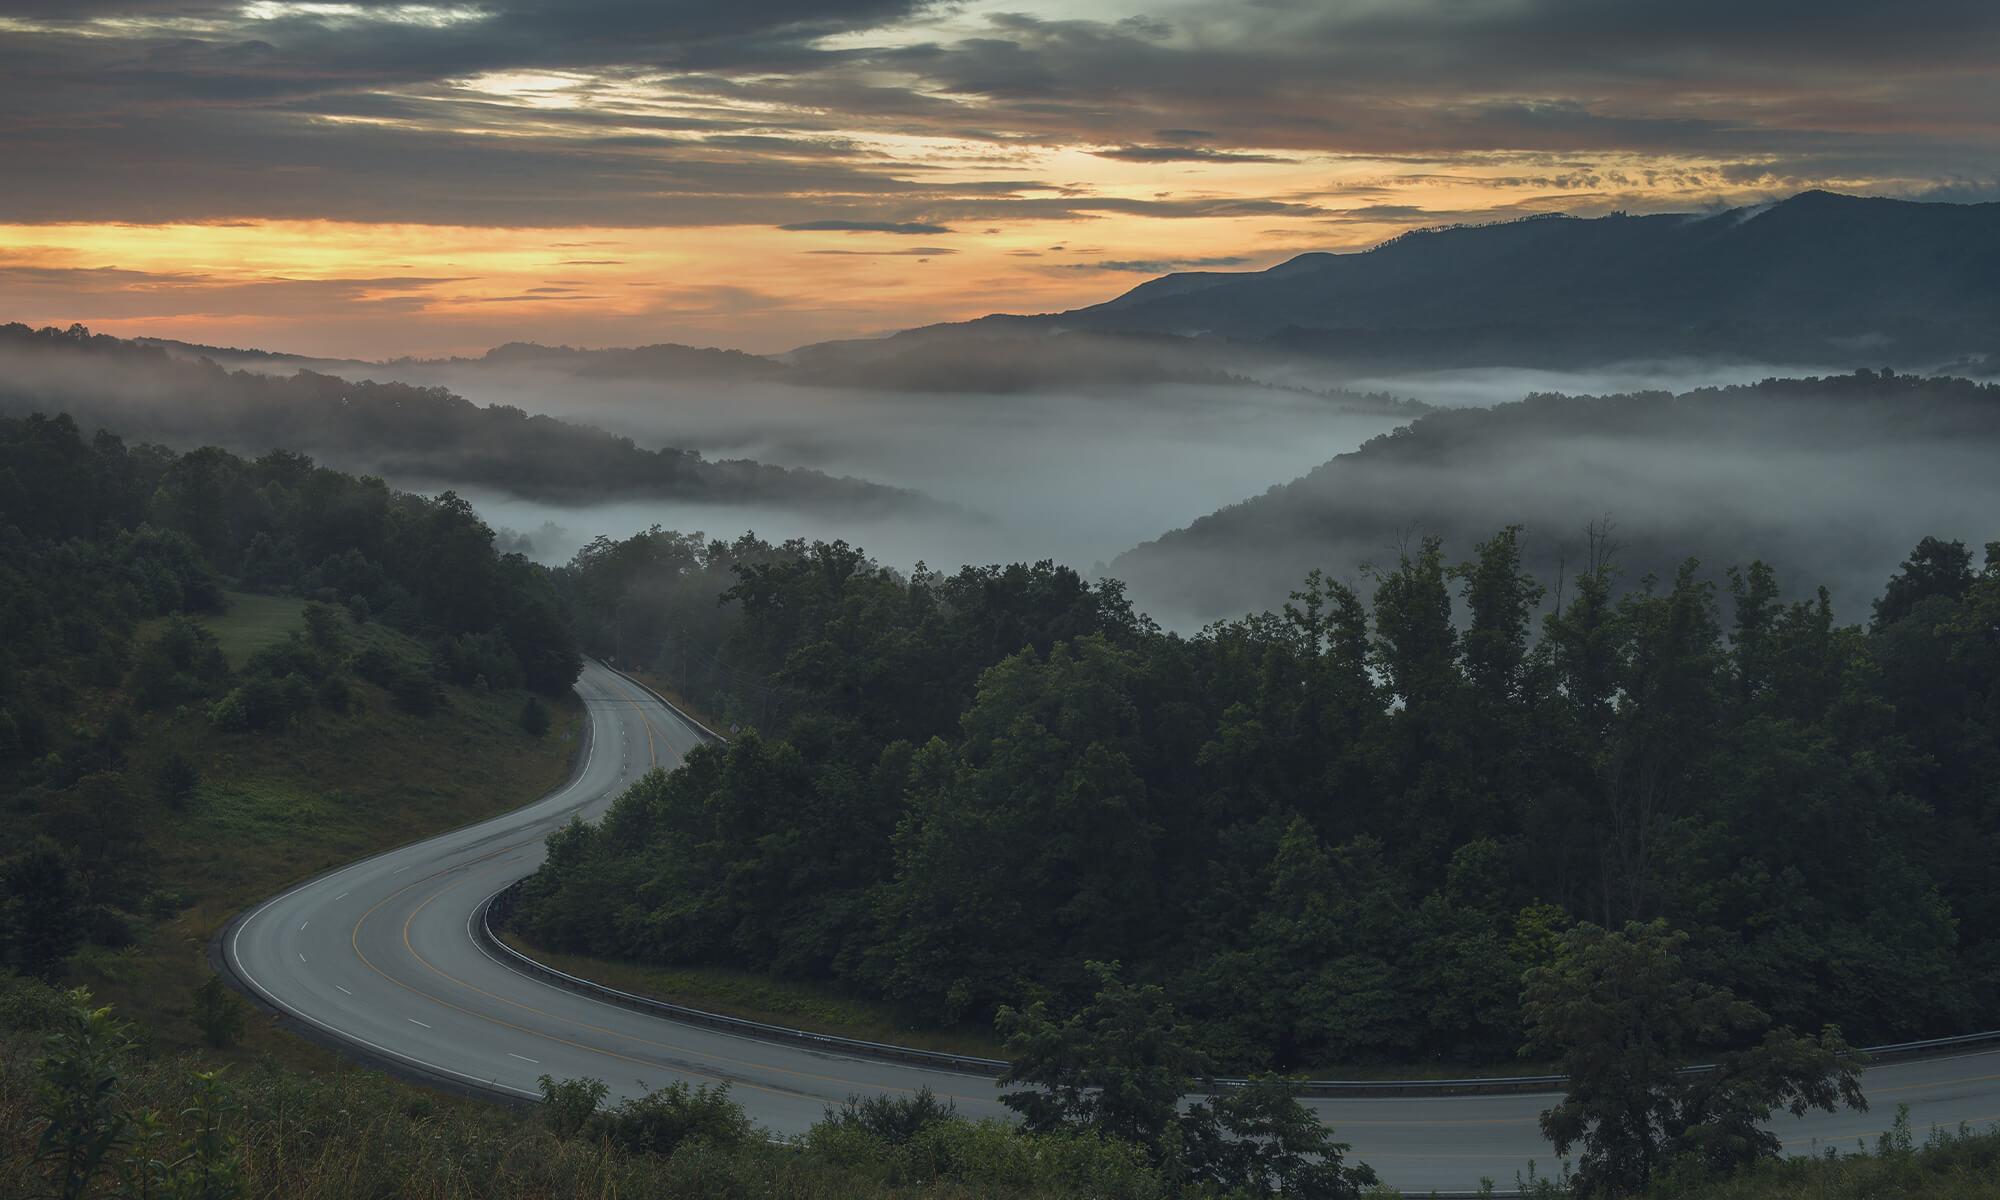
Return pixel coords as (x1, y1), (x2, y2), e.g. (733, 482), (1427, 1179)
(3, 1), (1995, 357)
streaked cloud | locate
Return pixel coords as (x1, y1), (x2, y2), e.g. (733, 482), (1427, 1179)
(1, 0), (1994, 353)
(780, 220), (957, 234)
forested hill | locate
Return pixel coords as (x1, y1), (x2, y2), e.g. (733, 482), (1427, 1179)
(0, 322), (929, 512)
(157, 326), (1398, 401)
(519, 521), (2000, 1072)
(1110, 370), (2000, 627)
(0, 407), (585, 986)
(910, 190), (2000, 370)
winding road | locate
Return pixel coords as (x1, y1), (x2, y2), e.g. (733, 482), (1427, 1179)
(221, 658), (2000, 1194)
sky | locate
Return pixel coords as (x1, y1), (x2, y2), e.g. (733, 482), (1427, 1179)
(3, 0), (1997, 358)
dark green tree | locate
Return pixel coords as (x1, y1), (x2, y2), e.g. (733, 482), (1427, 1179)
(997, 961), (1376, 1198)
(2, 837), (89, 980)
(153, 750), (201, 810)
(997, 961), (1204, 1155)
(1871, 535), (1973, 632)
(190, 974), (246, 1049)
(1521, 920), (1865, 1196)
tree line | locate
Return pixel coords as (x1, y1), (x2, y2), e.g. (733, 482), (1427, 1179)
(520, 522), (2000, 1070)
(0, 322), (920, 511)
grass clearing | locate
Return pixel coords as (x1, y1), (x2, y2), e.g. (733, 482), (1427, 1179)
(205, 590), (308, 667)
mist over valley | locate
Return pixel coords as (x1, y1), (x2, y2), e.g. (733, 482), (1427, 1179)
(14, 0), (2000, 1190)
(8, 191), (2000, 632)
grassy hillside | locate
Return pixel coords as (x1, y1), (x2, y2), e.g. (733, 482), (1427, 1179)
(57, 593), (581, 1060)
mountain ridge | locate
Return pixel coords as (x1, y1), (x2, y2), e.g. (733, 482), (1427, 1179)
(877, 190), (2000, 370)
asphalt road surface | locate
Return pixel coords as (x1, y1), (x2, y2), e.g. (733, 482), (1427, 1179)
(222, 659), (2000, 1194)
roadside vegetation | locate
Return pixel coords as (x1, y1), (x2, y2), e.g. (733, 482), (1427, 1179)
(524, 517), (2000, 1076)
(5, 399), (1999, 1198)
(0, 411), (581, 1060)
(6, 973), (1993, 1200)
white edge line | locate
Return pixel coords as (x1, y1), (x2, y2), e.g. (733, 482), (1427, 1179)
(222, 679), (615, 1105)
(461, 884), (999, 1088)
(229, 904), (537, 1100)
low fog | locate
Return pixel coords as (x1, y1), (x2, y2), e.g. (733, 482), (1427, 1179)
(1112, 375), (2000, 629)
(6, 325), (1985, 634)
(375, 363), (1410, 575)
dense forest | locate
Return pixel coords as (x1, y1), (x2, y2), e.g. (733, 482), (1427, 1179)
(520, 520), (2000, 1070)
(0, 408), (580, 977)
(4, 392), (1998, 1198)
(1112, 370), (2000, 625)
(0, 322), (923, 511)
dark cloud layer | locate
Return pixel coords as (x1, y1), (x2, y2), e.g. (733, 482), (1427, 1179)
(0, 0), (1995, 231)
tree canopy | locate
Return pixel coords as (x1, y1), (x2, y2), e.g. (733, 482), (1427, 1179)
(1522, 921), (1866, 1196)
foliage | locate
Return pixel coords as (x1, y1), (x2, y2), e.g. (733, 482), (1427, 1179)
(536, 1073), (607, 1139)
(998, 961), (1377, 1198)
(1520, 921), (1866, 1196)
(153, 750), (201, 809)
(589, 1079), (753, 1158)
(2, 989), (1985, 1200)
(2, 838), (90, 980)
(823, 1087), (958, 1146)
(30, 990), (140, 1200)
(523, 514), (2000, 1071)
(189, 975), (246, 1050)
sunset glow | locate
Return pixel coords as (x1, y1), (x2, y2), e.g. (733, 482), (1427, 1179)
(4, 0), (1995, 357)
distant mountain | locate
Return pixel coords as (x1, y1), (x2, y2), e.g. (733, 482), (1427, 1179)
(460, 341), (787, 381)
(155, 330), (1357, 398)
(134, 335), (327, 367)
(1107, 370), (2000, 627)
(0, 323), (931, 515)
(901, 191), (2000, 371)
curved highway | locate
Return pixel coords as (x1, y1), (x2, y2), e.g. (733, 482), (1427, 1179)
(223, 659), (2000, 1194)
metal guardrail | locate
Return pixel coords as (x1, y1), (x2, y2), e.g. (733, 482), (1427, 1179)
(595, 658), (729, 746)
(497, 670), (2000, 1093)
(478, 875), (2000, 1098)
(477, 881), (1010, 1077)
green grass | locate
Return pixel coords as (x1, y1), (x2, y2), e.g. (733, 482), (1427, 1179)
(204, 590), (308, 668)
(501, 935), (1009, 1060)
(64, 599), (584, 1068)
(0, 999), (1167, 1200)
(1656, 1118), (2000, 1199)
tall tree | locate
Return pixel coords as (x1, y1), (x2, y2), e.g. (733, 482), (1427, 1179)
(997, 961), (1378, 1199)
(1521, 920), (1865, 1197)
(1, 838), (89, 980)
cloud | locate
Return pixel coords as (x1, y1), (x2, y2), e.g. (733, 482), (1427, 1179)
(0, 264), (466, 318)
(804, 247), (957, 256)
(779, 220), (957, 234)
(1090, 146), (1296, 164)
(3, 0), (1998, 358)
(1051, 256), (1253, 274)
